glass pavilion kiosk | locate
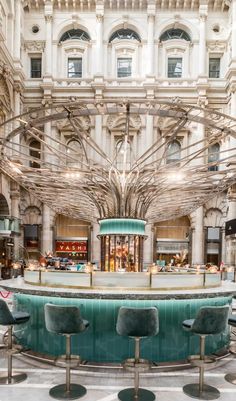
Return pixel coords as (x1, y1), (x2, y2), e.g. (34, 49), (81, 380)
(99, 218), (146, 272)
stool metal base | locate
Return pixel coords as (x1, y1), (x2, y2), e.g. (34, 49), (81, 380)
(183, 383), (220, 400)
(118, 387), (155, 401)
(49, 383), (86, 400)
(225, 373), (236, 385)
(0, 371), (27, 384)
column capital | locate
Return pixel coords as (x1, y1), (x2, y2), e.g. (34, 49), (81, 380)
(147, 13), (155, 21)
(197, 96), (208, 108)
(45, 14), (53, 23)
(96, 14), (104, 23)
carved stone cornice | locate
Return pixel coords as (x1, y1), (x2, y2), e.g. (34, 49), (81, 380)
(24, 40), (45, 52)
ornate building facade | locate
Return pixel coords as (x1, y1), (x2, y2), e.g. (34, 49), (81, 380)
(0, 0), (236, 269)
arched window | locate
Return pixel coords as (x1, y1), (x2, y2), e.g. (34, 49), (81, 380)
(66, 139), (84, 168)
(166, 140), (181, 164)
(29, 139), (41, 168)
(109, 28), (141, 43)
(160, 28), (191, 42)
(115, 139), (132, 170)
(208, 143), (220, 171)
(59, 29), (90, 43)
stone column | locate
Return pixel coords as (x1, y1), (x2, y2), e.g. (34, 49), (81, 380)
(44, 11), (53, 77)
(41, 117), (53, 254)
(143, 223), (154, 267)
(146, 115), (154, 158)
(225, 89), (236, 266)
(221, 228), (226, 265)
(95, 115), (103, 163)
(96, 14), (104, 74)
(192, 206), (204, 264)
(146, 12), (155, 75)
(13, 0), (21, 60)
(230, 91), (236, 153)
(198, 5), (208, 76)
(41, 204), (52, 254)
(91, 222), (100, 266)
(12, 84), (21, 156)
(232, 0), (236, 60)
(10, 183), (20, 259)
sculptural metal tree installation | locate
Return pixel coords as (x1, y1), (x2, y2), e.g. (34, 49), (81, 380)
(0, 99), (236, 224)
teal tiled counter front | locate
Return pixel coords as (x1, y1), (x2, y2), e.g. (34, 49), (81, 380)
(14, 294), (231, 363)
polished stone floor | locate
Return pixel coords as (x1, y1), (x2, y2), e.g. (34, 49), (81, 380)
(0, 351), (236, 401)
(0, 291), (236, 401)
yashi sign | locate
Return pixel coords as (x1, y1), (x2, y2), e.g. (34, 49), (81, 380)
(55, 241), (87, 253)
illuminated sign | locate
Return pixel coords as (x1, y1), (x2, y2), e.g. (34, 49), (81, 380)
(55, 241), (87, 253)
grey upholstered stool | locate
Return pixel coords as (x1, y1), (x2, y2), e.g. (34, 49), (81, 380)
(116, 306), (159, 401)
(225, 315), (236, 385)
(182, 305), (229, 400)
(0, 298), (30, 384)
(44, 303), (89, 400)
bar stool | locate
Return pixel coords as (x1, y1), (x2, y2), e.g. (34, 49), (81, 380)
(0, 298), (30, 384)
(44, 303), (89, 400)
(116, 306), (159, 401)
(225, 315), (236, 385)
(182, 305), (229, 400)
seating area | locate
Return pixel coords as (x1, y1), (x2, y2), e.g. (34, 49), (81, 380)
(0, 298), (236, 401)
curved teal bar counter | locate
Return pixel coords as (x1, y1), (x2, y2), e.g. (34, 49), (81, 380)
(2, 281), (233, 363)
(14, 293), (231, 363)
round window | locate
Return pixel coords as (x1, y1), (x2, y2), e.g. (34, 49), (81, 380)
(32, 25), (39, 34)
(212, 24), (220, 33)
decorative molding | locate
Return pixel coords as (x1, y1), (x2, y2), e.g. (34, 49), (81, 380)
(24, 40), (45, 52)
(197, 96), (208, 108)
(0, 75), (11, 111)
(56, 116), (91, 132)
(107, 114), (141, 130)
(207, 41), (227, 53)
(45, 14), (53, 23)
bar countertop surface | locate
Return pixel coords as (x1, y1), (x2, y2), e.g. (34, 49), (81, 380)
(1, 278), (236, 300)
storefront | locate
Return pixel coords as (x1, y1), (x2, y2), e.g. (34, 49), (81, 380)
(55, 215), (90, 262)
(155, 216), (190, 265)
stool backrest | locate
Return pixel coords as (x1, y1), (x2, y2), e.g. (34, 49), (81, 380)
(44, 303), (86, 335)
(191, 305), (229, 335)
(116, 306), (159, 337)
(0, 299), (14, 326)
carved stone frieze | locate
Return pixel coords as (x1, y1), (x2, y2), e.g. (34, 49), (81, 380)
(24, 40), (45, 52)
(107, 114), (141, 130)
(56, 115), (91, 132)
(207, 41), (227, 53)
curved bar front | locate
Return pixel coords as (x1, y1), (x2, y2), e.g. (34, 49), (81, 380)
(24, 269), (222, 290)
(1, 279), (236, 364)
